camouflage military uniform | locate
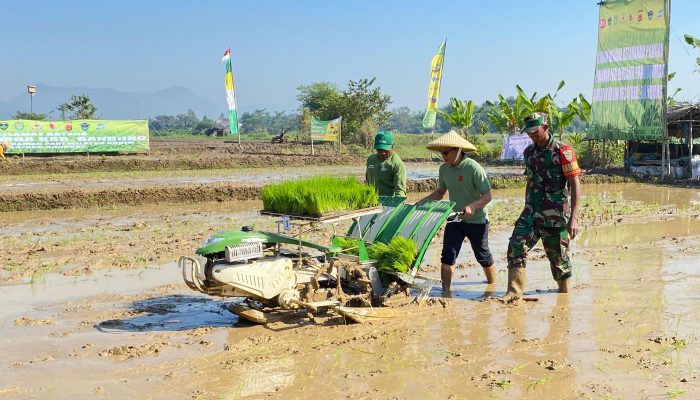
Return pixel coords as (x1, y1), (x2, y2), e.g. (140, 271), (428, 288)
(506, 134), (580, 281)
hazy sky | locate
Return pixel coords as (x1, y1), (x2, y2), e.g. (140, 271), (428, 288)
(3, 0), (699, 113)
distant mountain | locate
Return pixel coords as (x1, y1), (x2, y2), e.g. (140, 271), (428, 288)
(0, 84), (224, 120)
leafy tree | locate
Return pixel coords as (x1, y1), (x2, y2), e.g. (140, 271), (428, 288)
(297, 82), (342, 121)
(12, 112), (46, 120)
(436, 98), (475, 138)
(296, 78), (392, 147)
(268, 111), (298, 135)
(56, 104), (69, 120)
(336, 78), (392, 147)
(61, 94), (97, 119)
(240, 109), (271, 133)
(175, 109), (198, 131)
(193, 118), (216, 135)
(149, 115), (178, 131)
(388, 107), (419, 133)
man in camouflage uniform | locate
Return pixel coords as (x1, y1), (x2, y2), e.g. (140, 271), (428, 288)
(505, 112), (581, 298)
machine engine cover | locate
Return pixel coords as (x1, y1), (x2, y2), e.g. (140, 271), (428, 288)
(210, 257), (296, 300)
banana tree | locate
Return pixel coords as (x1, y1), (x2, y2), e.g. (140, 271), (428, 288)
(436, 98), (475, 138)
(684, 34), (700, 73)
(518, 82), (592, 140)
(485, 93), (531, 134)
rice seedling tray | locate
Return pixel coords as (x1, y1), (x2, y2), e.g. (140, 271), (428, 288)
(259, 205), (383, 224)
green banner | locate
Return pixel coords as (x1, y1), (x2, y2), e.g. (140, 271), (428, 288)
(0, 120), (149, 153)
(588, 0), (669, 141)
(310, 118), (341, 142)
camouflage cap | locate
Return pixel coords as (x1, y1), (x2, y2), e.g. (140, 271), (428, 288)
(521, 112), (549, 134)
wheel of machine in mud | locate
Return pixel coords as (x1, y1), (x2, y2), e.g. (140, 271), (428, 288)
(227, 304), (268, 324)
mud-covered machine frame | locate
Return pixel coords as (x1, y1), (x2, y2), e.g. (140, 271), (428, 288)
(179, 197), (455, 323)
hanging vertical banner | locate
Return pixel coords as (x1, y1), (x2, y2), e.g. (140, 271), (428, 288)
(422, 40), (446, 129)
(310, 117), (341, 142)
(588, 0), (670, 140)
(222, 48), (239, 135)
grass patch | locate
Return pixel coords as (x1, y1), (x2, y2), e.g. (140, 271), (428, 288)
(261, 177), (378, 216)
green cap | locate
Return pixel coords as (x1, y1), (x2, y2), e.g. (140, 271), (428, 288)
(521, 112), (548, 134)
(374, 131), (394, 150)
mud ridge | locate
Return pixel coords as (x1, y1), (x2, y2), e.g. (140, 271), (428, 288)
(0, 174), (642, 212)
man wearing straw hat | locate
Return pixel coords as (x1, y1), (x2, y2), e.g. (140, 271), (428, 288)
(365, 130), (407, 197)
(505, 112), (581, 299)
(419, 130), (497, 294)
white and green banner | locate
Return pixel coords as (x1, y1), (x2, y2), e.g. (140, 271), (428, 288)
(588, 0), (670, 140)
(0, 120), (149, 153)
(310, 117), (341, 142)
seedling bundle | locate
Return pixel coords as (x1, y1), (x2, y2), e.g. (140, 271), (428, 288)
(261, 177), (379, 216)
(333, 236), (417, 273)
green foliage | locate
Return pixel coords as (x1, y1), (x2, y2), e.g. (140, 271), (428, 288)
(485, 83), (590, 138)
(684, 34), (700, 73)
(261, 177), (379, 216)
(239, 109), (298, 135)
(332, 236), (361, 254)
(485, 92), (530, 134)
(60, 94), (97, 119)
(367, 236), (417, 273)
(436, 98), (475, 138)
(297, 78), (391, 148)
(469, 135), (502, 161)
(11, 112), (46, 120)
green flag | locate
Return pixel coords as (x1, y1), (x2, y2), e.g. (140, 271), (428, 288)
(588, 0), (670, 140)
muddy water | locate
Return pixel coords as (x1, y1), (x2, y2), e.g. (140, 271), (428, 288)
(1, 183), (699, 399)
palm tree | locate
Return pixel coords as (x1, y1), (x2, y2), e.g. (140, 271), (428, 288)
(436, 98), (475, 138)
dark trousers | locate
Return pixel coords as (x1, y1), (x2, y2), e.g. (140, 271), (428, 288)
(440, 221), (494, 267)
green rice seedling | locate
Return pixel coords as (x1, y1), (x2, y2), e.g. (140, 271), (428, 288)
(512, 363), (529, 373)
(494, 379), (510, 389)
(367, 236), (417, 273)
(261, 177), (379, 216)
(332, 236), (361, 255)
(527, 376), (550, 391)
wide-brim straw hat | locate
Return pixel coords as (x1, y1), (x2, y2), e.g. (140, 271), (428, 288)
(426, 130), (477, 152)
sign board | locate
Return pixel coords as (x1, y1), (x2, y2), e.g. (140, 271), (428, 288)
(499, 134), (533, 160)
(0, 119), (149, 153)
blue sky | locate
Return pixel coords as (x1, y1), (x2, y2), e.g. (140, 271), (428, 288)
(2, 0), (699, 113)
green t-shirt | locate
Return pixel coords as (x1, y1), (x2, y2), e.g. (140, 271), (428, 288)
(438, 156), (491, 223)
(365, 153), (407, 197)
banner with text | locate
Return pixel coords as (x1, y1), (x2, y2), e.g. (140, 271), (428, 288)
(588, 0), (670, 140)
(0, 120), (149, 154)
(310, 117), (341, 142)
(500, 134), (533, 161)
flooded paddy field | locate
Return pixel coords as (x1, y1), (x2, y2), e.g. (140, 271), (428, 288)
(1, 183), (700, 399)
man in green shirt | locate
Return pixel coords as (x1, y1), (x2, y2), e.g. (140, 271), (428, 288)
(419, 130), (497, 294)
(365, 131), (407, 197)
